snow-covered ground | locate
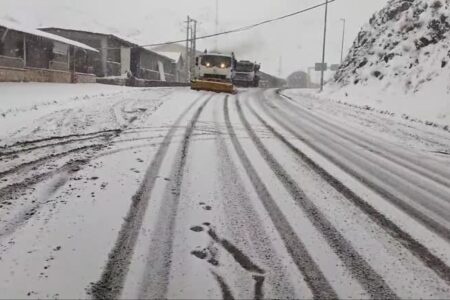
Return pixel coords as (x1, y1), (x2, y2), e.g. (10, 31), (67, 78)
(0, 84), (449, 299)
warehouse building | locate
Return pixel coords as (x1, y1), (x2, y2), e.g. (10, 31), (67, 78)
(0, 20), (98, 83)
(41, 27), (177, 82)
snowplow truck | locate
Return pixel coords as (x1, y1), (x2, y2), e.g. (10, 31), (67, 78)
(233, 60), (261, 88)
(191, 52), (236, 94)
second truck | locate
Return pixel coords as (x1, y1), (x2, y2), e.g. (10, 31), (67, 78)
(233, 60), (261, 88)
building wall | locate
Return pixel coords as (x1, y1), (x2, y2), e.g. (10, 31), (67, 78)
(0, 27), (96, 83)
(0, 66), (71, 82)
(0, 27), (25, 68)
(41, 29), (105, 76)
(106, 37), (124, 76)
(133, 49), (176, 81)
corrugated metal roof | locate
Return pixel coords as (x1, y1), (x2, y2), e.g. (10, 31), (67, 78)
(0, 19), (99, 52)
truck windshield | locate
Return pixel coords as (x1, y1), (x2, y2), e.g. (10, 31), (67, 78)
(201, 55), (231, 68)
(236, 63), (254, 72)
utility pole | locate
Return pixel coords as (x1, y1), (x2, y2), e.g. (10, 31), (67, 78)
(185, 16), (198, 82)
(340, 18), (346, 64)
(320, 0), (328, 92)
(192, 19), (197, 69)
(215, 0), (219, 50)
(186, 16), (191, 82)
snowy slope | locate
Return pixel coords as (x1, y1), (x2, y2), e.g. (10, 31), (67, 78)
(327, 0), (450, 125)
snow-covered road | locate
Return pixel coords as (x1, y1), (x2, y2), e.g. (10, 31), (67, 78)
(0, 85), (449, 299)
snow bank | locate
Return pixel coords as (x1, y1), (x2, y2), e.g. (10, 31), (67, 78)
(327, 0), (450, 125)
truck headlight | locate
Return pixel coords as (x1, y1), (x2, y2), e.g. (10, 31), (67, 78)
(220, 63), (226, 68)
(206, 62), (211, 67)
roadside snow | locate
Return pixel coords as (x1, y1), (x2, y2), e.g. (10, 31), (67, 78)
(323, 80), (450, 127)
(0, 83), (130, 114)
(290, 87), (450, 128)
(0, 83), (146, 145)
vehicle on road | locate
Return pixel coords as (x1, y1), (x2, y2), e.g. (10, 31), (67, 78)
(233, 60), (261, 87)
(191, 52), (236, 94)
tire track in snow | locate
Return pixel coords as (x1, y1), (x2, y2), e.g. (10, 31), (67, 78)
(211, 270), (235, 300)
(0, 143), (104, 187)
(223, 96), (337, 299)
(278, 91), (450, 189)
(211, 98), (301, 298)
(274, 93), (450, 210)
(236, 98), (398, 299)
(257, 93), (450, 242)
(90, 95), (207, 300)
(0, 129), (120, 158)
(245, 96), (450, 286)
(136, 96), (211, 299)
(262, 94), (450, 242)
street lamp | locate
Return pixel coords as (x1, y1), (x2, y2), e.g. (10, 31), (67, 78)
(320, 0), (329, 92)
(340, 18), (346, 64)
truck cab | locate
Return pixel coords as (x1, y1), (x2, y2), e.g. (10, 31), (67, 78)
(193, 53), (235, 82)
(233, 60), (261, 87)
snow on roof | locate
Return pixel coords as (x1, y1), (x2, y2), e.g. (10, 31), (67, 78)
(0, 19), (98, 52)
(40, 26), (140, 47)
(153, 51), (182, 62)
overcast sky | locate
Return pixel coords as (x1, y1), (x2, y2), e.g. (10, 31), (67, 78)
(0, 0), (388, 79)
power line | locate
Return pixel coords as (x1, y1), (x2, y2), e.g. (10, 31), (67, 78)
(106, 0), (337, 50)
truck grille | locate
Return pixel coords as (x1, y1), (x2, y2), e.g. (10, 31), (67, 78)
(204, 74), (227, 80)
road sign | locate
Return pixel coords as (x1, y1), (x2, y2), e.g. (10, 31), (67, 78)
(315, 63), (327, 71)
(330, 64), (340, 71)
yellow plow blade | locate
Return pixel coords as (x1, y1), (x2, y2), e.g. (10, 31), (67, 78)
(191, 80), (235, 94)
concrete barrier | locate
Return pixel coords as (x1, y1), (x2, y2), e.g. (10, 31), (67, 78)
(127, 77), (190, 87)
(24, 68), (71, 83)
(0, 66), (25, 82)
(73, 73), (96, 83)
(0, 66), (97, 84)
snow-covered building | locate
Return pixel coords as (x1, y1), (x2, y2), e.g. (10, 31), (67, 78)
(41, 27), (178, 82)
(41, 27), (136, 78)
(153, 50), (186, 82)
(131, 48), (176, 82)
(152, 43), (193, 82)
(0, 19), (98, 83)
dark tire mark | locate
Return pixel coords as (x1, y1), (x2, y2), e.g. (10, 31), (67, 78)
(258, 93), (450, 243)
(246, 96), (450, 285)
(89, 95), (206, 300)
(224, 96), (337, 299)
(236, 98), (398, 299)
(207, 227), (264, 274)
(211, 271), (235, 300)
(137, 96), (211, 299)
(253, 275), (265, 300)
(1, 129), (121, 152)
(0, 144), (104, 185)
(0, 130), (119, 158)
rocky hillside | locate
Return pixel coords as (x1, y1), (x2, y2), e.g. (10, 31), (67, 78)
(333, 0), (450, 95)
